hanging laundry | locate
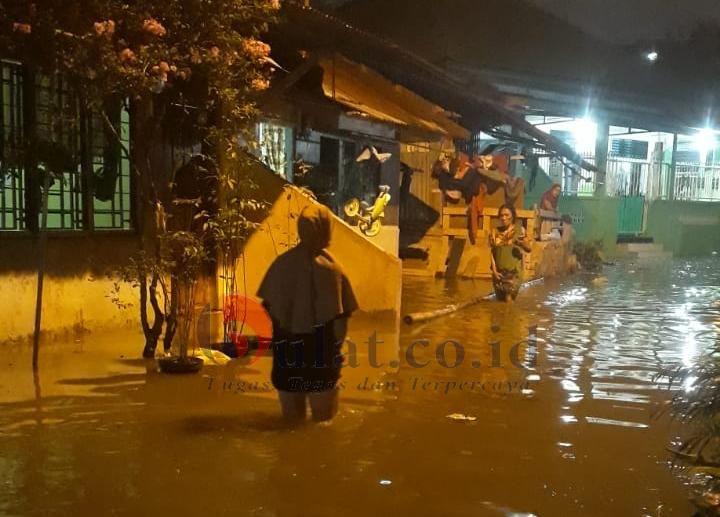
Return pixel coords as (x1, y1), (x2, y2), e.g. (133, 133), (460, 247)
(356, 146), (372, 162)
(372, 147), (392, 163)
(356, 145), (392, 164)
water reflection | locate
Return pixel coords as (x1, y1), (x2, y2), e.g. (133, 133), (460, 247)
(2, 258), (720, 515)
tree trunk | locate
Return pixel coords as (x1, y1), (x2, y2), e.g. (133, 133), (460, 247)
(141, 274), (165, 358)
(163, 275), (178, 352)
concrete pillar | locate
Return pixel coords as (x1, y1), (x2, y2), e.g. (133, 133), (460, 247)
(648, 141), (663, 201)
(668, 133), (678, 200)
(594, 121), (610, 197)
(510, 126), (520, 176)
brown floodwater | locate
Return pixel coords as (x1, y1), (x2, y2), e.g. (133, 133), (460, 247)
(2, 257), (720, 516)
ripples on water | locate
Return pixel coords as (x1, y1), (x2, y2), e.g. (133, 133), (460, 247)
(402, 257), (720, 412)
(398, 257), (720, 514)
(0, 257), (718, 516)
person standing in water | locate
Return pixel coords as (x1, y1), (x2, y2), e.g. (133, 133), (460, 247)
(489, 205), (532, 302)
(258, 204), (358, 423)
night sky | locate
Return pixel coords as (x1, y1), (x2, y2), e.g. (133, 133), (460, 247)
(530, 0), (720, 42)
(317, 0), (720, 43)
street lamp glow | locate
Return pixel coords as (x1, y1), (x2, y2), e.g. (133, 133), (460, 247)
(693, 127), (717, 157)
(646, 51), (659, 62)
(572, 117), (597, 154)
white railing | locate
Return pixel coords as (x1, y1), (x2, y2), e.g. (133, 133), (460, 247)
(535, 151), (720, 202)
(605, 157), (650, 197)
(673, 163), (720, 202)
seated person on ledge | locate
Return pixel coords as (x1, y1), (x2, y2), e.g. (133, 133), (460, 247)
(540, 183), (562, 213)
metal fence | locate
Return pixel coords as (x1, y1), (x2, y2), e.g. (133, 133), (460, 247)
(605, 158), (649, 197)
(605, 160), (720, 201)
(537, 153), (720, 202)
(673, 163), (720, 201)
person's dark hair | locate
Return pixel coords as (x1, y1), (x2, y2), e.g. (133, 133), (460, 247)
(431, 159), (448, 179)
(498, 204), (517, 223)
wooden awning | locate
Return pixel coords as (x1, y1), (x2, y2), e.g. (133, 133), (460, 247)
(318, 54), (471, 140)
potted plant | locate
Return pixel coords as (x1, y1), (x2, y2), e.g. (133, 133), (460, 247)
(156, 230), (208, 374)
(206, 155), (268, 358)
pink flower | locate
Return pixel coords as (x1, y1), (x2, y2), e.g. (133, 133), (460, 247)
(209, 46), (221, 58)
(118, 48), (137, 64)
(251, 77), (270, 91)
(94, 20), (115, 37)
(142, 18), (166, 37)
(241, 38), (271, 60)
(150, 64), (168, 83)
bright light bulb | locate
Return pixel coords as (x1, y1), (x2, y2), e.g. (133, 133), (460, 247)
(646, 51), (659, 62)
(572, 117), (597, 154)
(694, 128), (717, 157)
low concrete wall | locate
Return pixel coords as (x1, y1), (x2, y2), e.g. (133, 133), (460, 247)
(558, 196), (619, 257)
(520, 166), (621, 255)
(521, 166), (720, 257)
(0, 233), (140, 343)
(646, 200), (720, 256)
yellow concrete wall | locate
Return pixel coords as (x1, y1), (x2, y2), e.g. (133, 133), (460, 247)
(233, 181), (402, 316)
(0, 234), (141, 343)
(0, 272), (137, 342)
(0, 167), (402, 344)
(350, 224), (399, 257)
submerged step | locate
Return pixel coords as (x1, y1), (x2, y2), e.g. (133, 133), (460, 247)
(620, 243), (665, 253)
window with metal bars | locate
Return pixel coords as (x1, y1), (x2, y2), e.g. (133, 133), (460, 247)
(0, 61), (25, 230)
(34, 72), (84, 230)
(0, 60), (132, 232)
(90, 106), (132, 230)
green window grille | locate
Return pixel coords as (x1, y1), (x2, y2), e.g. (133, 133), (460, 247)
(34, 72), (84, 230)
(91, 105), (132, 230)
(0, 61), (132, 232)
(0, 61), (25, 230)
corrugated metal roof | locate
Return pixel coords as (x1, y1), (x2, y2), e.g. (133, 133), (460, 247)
(318, 54), (470, 140)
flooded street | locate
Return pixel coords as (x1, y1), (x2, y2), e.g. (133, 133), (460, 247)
(2, 258), (720, 516)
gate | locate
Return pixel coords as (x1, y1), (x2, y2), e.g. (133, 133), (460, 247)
(617, 196), (644, 234)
